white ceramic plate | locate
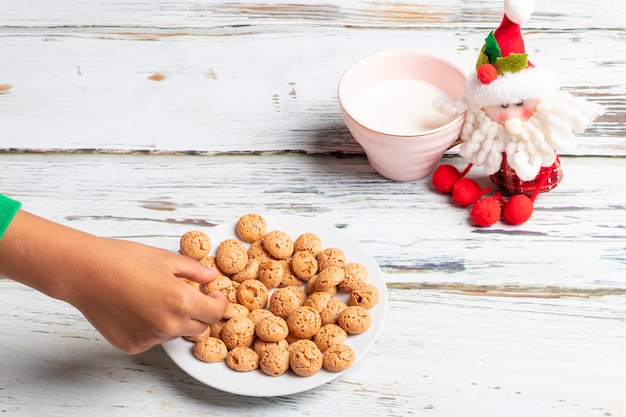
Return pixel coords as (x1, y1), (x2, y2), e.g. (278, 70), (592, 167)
(162, 214), (388, 397)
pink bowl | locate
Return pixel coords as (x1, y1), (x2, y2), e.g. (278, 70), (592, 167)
(338, 50), (466, 181)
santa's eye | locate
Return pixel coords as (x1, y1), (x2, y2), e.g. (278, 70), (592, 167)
(501, 103), (509, 109)
(516, 100), (524, 106)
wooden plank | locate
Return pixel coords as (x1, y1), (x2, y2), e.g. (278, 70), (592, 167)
(0, 0), (622, 153)
(1, 152), (624, 288)
(1, 279), (624, 416)
(0, 28), (620, 153)
(1, 0), (623, 29)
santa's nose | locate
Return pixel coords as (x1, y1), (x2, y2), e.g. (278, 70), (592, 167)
(505, 117), (523, 134)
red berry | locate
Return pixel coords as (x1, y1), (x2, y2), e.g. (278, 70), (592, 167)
(503, 194), (534, 225)
(471, 197), (501, 227)
(452, 178), (481, 207)
(477, 64), (498, 84)
(432, 164), (461, 193)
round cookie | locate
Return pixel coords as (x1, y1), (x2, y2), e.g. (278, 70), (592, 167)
(253, 338), (289, 357)
(247, 239), (273, 266)
(236, 279), (269, 311)
(285, 285), (307, 305)
(215, 239), (249, 275)
(248, 308), (275, 326)
(256, 315), (289, 342)
(199, 255), (218, 269)
(303, 291), (332, 313)
(322, 343), (355, 372)
(314, 266), (345, 291)
(337, 305), (371, 335)
(293, 232), (323, 256)
(226, 346), (259, 372)
(223, 302), (249, 319)
(269, 287), (304, 318)
(316, 247), (346, 270)
(319, 298), (347, 325)
(221, 316), (256, 349)
(313, 323), (347, 352)
(291, 250), (318, 281)
(348, 283), (380, 309)
(278, 259), (305, 287)
(179, 230), (211, 260)
(219, 281), (238, 303)
(262, 230), (294, 259)
(232, 258), (260, 283)
(192, 336), (228, 363)
(209, 320), (227, 339)
(259, 344), (290, 377)
(199, 274), (232, 294)
(235, 213), (267, 243)
(289, 339), (323, 377)
(338, 262), (368, 292)
(257, 259), (283, 289)
(305, 275), (337, 297)
(286, 306), (322, 339)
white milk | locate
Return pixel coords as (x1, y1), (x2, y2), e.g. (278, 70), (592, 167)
(351, 79), (455, 136)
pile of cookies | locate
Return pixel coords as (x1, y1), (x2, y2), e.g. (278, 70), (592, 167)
(178, 213), (380, 377)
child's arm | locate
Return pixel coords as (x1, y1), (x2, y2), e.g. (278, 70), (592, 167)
(0, 208), (227, 354)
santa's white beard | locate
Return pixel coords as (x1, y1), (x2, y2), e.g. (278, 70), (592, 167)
(458, 91), (604, 181)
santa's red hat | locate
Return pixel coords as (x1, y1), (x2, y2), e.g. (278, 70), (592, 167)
(465, 0), (560, 107)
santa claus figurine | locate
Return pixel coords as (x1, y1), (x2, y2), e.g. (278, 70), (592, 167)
(432, 0), (604, 226)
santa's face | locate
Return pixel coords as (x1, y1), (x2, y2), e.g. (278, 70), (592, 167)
(459, 90), (601, 182)
(482, 98), (540, 124)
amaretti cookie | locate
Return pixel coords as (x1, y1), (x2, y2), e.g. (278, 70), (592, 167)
(235, 213), (267, 243)
(236, 279), (269, 311)
(291, 250), (318, 280)
(247, 239), (273, 266)
(259, 344), (290, 377)
(287, 306), (322, 339)
(269, 287), (304, 318)
(226, 346), (259, 372)
(319, 298), (347, 325)
(293, 232), (323, 256)
(193, 336), (228, 363)
(313, 323), (347, 352)
(316, 247), (346, 270)
(257, 259), (283, 289)
(263, 230), (294, 259)
(314, 266), (345, 291)
(348, 283), (380, 309)
(289, 339), (323, 377)
(221, 316), (256, 349)
(255, 315), (289, 342)
(179, 230), (211, 260)
(232, 258), (260, 283)
(338, 262), (368, 292)
(337, 305), (371, 334)
(215, 238), (248, 275)
(303, 291), (332, 313)
(322, 343), (355, 372)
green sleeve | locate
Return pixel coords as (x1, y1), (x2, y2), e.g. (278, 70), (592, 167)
(0, 194), (22, 240)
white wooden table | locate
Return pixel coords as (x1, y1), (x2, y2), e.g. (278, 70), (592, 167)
(1, 1), (625, 416)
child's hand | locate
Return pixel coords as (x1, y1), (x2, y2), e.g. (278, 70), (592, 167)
(68, 237), (227, 354)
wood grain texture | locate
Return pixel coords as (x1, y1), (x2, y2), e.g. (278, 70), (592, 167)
(1, 152), (624, 288)
(1, 279), (625, 417)
(0, 0), (623, 153)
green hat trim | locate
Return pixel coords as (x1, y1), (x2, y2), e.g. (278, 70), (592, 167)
(475, 31), (529, 74)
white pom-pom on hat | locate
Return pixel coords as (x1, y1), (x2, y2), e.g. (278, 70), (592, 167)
(504, 0), (535, 24)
